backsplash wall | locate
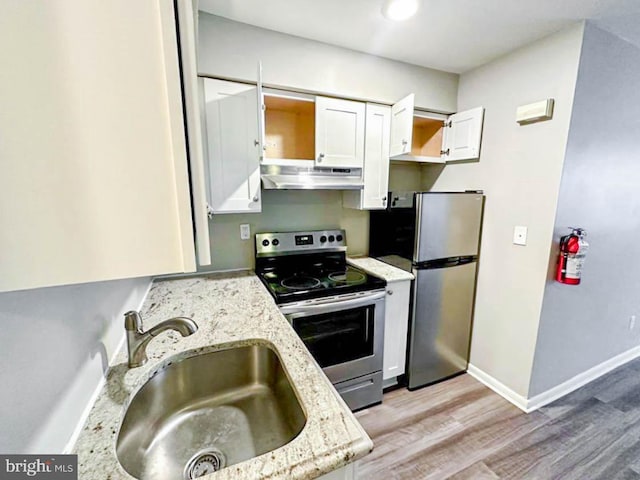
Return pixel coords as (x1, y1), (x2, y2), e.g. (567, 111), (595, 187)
(202, 190), (369, 271)
(201, 163), (425, 272)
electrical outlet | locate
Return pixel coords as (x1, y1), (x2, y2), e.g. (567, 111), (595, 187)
(240, 224), (250, 240)
(630, 315), (636, 331)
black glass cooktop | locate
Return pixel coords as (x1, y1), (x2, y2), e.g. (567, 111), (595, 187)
(255, 253), (386, 304)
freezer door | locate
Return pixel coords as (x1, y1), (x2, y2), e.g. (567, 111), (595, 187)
(407, 261), (477, 389)
(414, 193), (483, 263)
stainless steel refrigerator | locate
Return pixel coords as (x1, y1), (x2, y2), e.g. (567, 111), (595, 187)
(369, 191), (484, 390)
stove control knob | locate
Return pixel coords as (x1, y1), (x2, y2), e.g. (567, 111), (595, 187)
(336, 234), (343, 242)
(320, 235), (327, 243)
(272, 238), (280, 246)
(328, 235), (335, 242)
(262, 239), (270, 247)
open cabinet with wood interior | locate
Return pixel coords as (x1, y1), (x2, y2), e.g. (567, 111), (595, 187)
(263, 94), (316, 163)
(262, 91), (366, 169)
(411, 115), (446, 158)
(390, 94), (484, 163)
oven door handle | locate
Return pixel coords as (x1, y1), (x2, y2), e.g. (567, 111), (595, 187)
(280, 290), (386, 318)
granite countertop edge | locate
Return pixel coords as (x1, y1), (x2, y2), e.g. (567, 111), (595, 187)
(73, 271), (373, 480)
(348, 256), (415, 281)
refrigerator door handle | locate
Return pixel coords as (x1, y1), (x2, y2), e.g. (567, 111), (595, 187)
(415, 255), (477, 269)
(456, 256), (477, 265)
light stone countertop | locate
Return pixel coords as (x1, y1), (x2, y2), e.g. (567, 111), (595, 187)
(348, 257), (415, 282)
(73, 271), (373, 480)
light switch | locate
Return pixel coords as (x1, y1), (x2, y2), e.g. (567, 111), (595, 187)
(513, 226), (527, 246)
(240, 224), (250, 240)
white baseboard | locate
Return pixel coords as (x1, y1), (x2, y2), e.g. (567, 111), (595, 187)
(62, 373), (108, 454)
(466, 364), (530, 412)
(468, 344), (640, 414)
(526, 344), (640, 412)
(62, 279), (153, 453)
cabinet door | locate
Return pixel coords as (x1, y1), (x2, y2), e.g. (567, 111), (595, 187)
(0, 0), (197, 293)
(442, 106), (485, 162)
(315, 97), (365, 168)
(202, 78), (262, 214)
(342, 104), (390, 210)
(389, 93), (415, 157)
(383, 280), (411, 381)
(257, 62), (266, 161)
(362, 104), (391, 209)
(175, 0), (211, 266)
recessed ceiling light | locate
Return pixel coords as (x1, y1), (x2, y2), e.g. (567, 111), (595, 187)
(381, 0), (419, 21)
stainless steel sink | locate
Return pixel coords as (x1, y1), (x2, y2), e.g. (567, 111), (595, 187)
(116, 344), (306, 479)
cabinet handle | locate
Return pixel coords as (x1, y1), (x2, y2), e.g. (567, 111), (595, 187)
(318, 153), (325, 162)
(254, 139), (260, 146)
(387, 289), (393, 295)
(253, 195), (259, 202)
(401, 139), (408, 146)
(382, 196), (387, 202)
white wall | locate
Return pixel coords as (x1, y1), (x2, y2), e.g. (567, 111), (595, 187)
(422, 24), (585, 397)
(529, 24), (640, 396)
(0, 277), (150, 453)
(197, 13), (459, 113)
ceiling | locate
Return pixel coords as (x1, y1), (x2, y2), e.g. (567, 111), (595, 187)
(198, 0), (640, 73)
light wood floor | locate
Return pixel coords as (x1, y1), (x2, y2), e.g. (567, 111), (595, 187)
(355, 359), (640, 479)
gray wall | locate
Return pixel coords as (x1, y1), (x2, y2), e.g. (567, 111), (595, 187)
(0, 277), (150, 453)
(529, 23), (640, 396)
(197, 13), (459, 113)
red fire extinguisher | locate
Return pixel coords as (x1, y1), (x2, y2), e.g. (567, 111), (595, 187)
(556, 227), (588, 285)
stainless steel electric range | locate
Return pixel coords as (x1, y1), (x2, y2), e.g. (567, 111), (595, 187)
(255, 229), (386, 411)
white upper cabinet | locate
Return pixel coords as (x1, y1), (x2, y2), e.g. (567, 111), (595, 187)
(390, 94), (415, 157)
(390, 93), (484, 163)
(442, 106), (485, 161)
(315, 97), (365, 168)
(343, 104), (391, 210)
(201, 78), (262, 214)
(0, 0), (199, 293)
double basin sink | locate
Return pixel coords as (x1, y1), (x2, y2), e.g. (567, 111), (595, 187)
(116, 344), (306, 479)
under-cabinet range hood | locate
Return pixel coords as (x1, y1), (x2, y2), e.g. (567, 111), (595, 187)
(261, 165), (363, 190)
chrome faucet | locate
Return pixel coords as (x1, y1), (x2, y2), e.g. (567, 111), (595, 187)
(124, 310), (198, 368)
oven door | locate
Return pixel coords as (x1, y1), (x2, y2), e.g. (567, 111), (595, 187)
(280, 290), (385, 384)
